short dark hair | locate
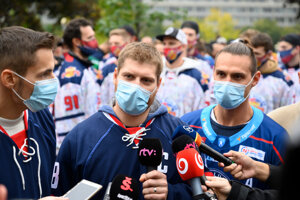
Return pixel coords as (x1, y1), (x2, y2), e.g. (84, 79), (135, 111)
(215, 40), (257, 76)
(251, 32), (273, 53)
(63, 18), (93, 50)
(0, 26), (55, 75)
(181, 21), (199, 34)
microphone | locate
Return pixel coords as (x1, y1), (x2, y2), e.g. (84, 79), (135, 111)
(172, 126), (233, 166)
(138, 138), (163, 172)
(109, 174), (139, 200)
(103, 182), (112, 200)
(172, 135), (207, 185)
(176, 148), (217, 200)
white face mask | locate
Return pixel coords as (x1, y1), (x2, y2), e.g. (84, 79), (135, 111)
(12, 72), (58, 112)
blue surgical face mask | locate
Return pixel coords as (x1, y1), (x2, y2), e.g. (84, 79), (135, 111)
(115, 80), (157, 115)
(213, 76), (255, 109)
(12, 72), (58, 112)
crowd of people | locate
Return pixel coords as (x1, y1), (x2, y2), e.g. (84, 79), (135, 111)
(0, 17), (299, 200)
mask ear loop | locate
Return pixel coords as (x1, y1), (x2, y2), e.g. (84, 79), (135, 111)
(11, 71), (35, 101)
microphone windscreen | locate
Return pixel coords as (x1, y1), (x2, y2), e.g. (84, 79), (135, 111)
(172, 135), (199, 154)
(176, 148), (205, 181)
(172, 125), (203, 146)
(110, 174), (139, 200)
(138, 138), (162, 167)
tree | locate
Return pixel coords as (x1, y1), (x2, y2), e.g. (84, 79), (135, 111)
(96, 0), (185, 39)
(0, 0), (101, 32)
(253, 19), (283, 44)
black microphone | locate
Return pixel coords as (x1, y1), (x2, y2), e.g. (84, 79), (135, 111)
(172, 126), (233, 166)
(109, 174), (139, 200)
(138, 138), (163, 172)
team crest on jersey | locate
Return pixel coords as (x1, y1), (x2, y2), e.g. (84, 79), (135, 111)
(249, 96), (266, 112)
(218, 137), (226, 148)
(239, 145), (265, 161)
(61, 66), (81, 78)
(162, 100), (178, 116)
(208, 169), (230, 179)
(92, 68), (103, 80)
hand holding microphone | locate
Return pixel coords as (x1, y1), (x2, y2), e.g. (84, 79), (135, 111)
(138, 138), (168, 200)
(172, 126), (233, 166)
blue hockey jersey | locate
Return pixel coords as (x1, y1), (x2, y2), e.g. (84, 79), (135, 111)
(181, 104), (289, 189)
(0, 109), (56, 199)
(51, 101), (193, 199)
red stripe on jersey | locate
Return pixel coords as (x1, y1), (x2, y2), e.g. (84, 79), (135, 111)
(249, 135), (284, 164)
(190, 125), (202, 129)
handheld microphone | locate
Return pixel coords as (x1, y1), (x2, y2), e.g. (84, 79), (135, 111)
(109, 174), (139, 200)
(103, 182), (112, 200)
(176, 148), (217, 200)
(172, 126), (233, 166)
(138, 138), (163, 172)
(172, 135), (207, 185)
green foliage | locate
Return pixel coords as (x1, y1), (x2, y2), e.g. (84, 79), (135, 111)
(96, 0), (186, 39)
(253, 18), (300, 44)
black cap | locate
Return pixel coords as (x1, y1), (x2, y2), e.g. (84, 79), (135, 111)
(121, 25), (137, 37)
(156, 27), (187, 44)
(110, 174), (139, 200)
(138, 138), (162, 168)
(181, 21), (199, 34)
(172, 135), (199, 154)
(280, 34), (300, 47)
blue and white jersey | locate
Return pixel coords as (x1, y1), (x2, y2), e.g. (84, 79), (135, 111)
(0, 109), (56, 199)
(51, 101), (193, 200)
(181, 105), (289, 189)
(54, 52), (100, 148)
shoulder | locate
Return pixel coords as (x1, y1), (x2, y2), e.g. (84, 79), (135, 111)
(181, 109), (203, 124)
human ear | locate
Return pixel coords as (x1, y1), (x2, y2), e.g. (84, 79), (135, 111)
(1, 69), (18, 89)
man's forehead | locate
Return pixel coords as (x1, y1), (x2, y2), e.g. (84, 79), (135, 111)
(215, 53), (252, 72)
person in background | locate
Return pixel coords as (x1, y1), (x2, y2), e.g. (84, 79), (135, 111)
(99, 28), (132, 106)
(120, 25), (139, 42)
(53, 18), (100, 149)
(0, 26), (66, 200)
(156, 27), (207, 117)
(277, 33), (300, 103)
(249, 32), (293, 113)
(181, 20), (214, 69)
(141, 36), (153, 44)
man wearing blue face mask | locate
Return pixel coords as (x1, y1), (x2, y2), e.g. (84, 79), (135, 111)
(52, 42), (194, 200)
(0, 26), (66, 200)
(181, 41), (289, 190)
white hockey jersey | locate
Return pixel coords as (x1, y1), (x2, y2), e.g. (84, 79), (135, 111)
(54, 53), (100, 147)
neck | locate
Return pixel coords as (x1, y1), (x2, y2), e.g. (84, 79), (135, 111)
(187, 47), (196, 57)
(0, 88), (25, 120)
(288, 56), (300, 68)
(214, 101), (253, 126)
(166, 56), (185, 69)
(73, 47), (86, 61)
(113, 104), (149, 127)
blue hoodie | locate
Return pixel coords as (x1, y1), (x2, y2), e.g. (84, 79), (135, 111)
(0, 109), (56, 199)
(51, 100), (193, 199)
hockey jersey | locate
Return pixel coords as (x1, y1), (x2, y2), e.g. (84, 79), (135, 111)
(0, 109), (56, 199)
(54, 52), (100, 148)
(156, 57), (207, 117)
(51, 100), (193, 199)
(181, 104), (289, 189)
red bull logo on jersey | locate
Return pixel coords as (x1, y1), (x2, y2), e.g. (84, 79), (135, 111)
(239, 145), (265, 161)
(249, 97), (266, 112)
(162, 101), (177, 116)
(61, 66), (81, 78)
